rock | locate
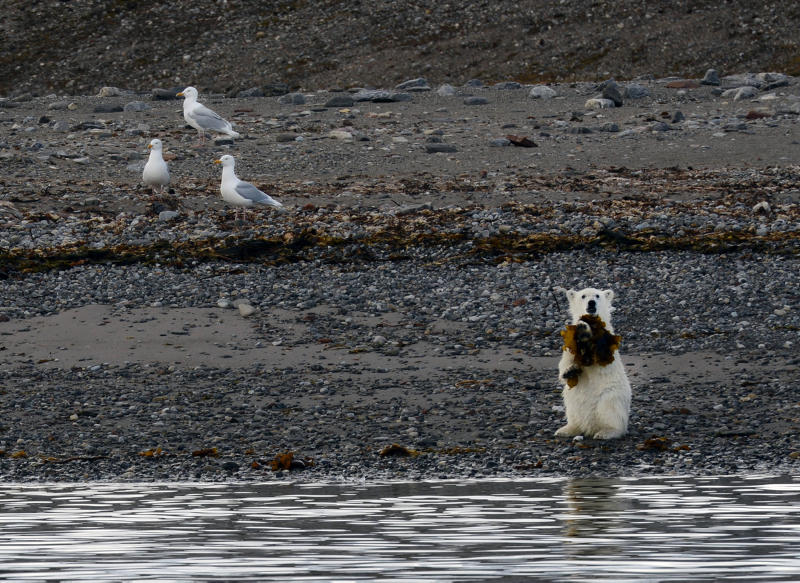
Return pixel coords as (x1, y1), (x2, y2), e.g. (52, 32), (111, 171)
(47, 101), (70, 110)
(353, 89), (412, 102)
(238, 303), (256, 317)
(672, 111), (685, 123)
(756, 72), (789, 89)
(489, 138), (511, 147)
(158, 210), (179, 222)
(601, 81), (623, 107)
(506, 135), (537, 147)
(123, 101), (151, 112)
(371, 335), (387, 346)
(324, 95), (355, 108)
(278, 92), (306, 105)
(493, 81), (522, 90)
(529, 85), (557, 99)
(624, 83), (650, 99)
(328, 129), (354, 141)
(97, 86), (124, 97)
(425, 143), (458, 153)
(237, 87), (264, 98)
(217, 298), (232, 309)
(721, 86), (758, 101)
(464, 79), (484, 87)
(396, 77), (429, 91)
(463, 96), (488, 106)
(598, 122), (619, 132)
(151, 87), (182, 100)
(752, 201), (771, 214)
(437, 84), (457, 97)
(585, 97), (615, 110)
(276, 132), (300, 142)
(52, 120), (71, 132)
(262, 82), (290, 96)
(701, 69), (721, 86)
(93, 104), (123, 113)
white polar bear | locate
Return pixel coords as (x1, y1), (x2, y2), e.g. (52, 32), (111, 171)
(555, 287), (631, 440)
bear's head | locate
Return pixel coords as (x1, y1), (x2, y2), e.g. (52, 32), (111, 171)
(564, 287), (616, 329)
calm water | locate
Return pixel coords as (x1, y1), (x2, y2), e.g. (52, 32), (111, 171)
(1, 475), (798, 582)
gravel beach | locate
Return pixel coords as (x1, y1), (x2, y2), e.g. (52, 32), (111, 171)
(1, 74), (798, 482)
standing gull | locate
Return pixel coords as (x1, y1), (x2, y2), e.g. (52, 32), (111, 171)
(142, 138), (170, 197)
(214, 155), (282, 222)
(177, 86), (241, 144)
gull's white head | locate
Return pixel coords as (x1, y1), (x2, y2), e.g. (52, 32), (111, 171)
(177, 86), (198, 100)
(148, 138), (163, 151)
(214, 154), (235, 168)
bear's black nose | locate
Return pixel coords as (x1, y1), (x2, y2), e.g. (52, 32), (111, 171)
(587, 300), (597, 314)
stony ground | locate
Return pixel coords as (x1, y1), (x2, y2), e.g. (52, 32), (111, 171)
(2, 0), (800, 96)
(0, 75), (798, 482)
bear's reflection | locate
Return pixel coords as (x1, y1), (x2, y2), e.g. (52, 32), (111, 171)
(562, 478), (628, 556)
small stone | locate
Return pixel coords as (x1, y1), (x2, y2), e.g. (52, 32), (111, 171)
(123, 101), (151, 112)
(276, 132), (300, 142)
(601, 81), (623, 107)
(395, 77), (429, 91)
(493, 81), (522, 90)
(624, 83), (650, 99)
(585, 97), (615, 110)
(701, 69), (721, 86)
(217, 298), (232, 309)
(672, 111), (685, 123)
(528, 85), (557, 99)
(328, 129), (354, 141)
(598, 122), (619, 132)
(278, 92), (306, 105)
(151, 87), (181, 100)
(425, 143), (458, 153)
(93, 104), (123, 113)
(97, 86), (124, 97)
(721, 86), (758, 101)
(237, 87), (264, 98)
(324, 95), (354, 108)
(158, 210), (180, 222)
(52, 120), (71, 132)
(238, 303), (256, 317)
(47, 101), (69, 111)
(463, 96), (488, 106)
(489, 138), (511, 147)
(372, 335), (387, 346)
(436, 84), (457, 97)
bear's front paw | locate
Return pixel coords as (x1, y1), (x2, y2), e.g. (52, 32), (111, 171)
(575, 320), (592, 342)
(562, 365), (581, 388)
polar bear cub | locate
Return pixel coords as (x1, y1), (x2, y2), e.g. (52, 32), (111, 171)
(556, 287), (631, 439)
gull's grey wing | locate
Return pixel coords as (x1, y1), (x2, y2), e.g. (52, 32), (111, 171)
(189, 104), (231, 131)
(236, 181), (282, 206)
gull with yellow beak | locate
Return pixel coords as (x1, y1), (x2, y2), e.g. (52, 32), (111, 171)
(142, 138), (170, 197)
(177, 86), (241, 145)
(214, 155), (282, 222)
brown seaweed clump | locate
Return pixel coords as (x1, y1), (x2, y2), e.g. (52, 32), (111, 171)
(560, 314), (621, 388)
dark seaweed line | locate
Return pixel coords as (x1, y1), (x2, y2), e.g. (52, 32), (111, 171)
(0, 229), (797, 276)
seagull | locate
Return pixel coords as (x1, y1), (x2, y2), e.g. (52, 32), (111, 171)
(214, 155), (282, 222)
(142, 138), (170, 197)
(177, 86), (241, 145)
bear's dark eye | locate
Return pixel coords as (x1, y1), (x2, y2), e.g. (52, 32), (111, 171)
(581, 294), (586, 299)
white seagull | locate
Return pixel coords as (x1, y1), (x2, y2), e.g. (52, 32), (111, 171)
(142, 138), (170, 197)
(214, 155), (282, 221)
(177, 86), (241, 144)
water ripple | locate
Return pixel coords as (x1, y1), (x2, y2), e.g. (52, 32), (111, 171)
(0, 476), (798, 581)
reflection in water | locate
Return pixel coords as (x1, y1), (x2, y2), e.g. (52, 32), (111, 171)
(563, 478), (627, 561)
(0, 476), (798, 581)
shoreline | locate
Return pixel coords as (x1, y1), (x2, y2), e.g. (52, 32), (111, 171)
(1, 79), (798, 482)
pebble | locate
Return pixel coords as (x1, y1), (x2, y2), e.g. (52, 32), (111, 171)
(463, 96), (488, 106)
(529, 85), (557, 99)
(585, 97), (615, 109)
(701, 69), (721, 86)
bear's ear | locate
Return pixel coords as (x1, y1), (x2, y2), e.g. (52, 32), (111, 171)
(603, 289), (615, 303)
(565, 289), (576, 300)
